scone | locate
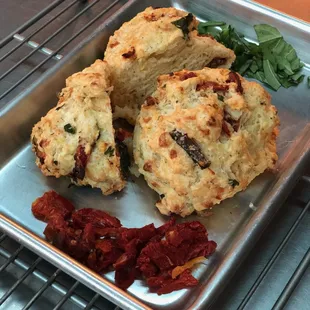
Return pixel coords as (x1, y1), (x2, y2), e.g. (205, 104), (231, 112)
(133, 68), (279, 217)
(31, 60), (126, 195)
(104, 6), (236, 124)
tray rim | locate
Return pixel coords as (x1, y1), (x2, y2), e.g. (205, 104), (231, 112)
(0, 0), (310, 309)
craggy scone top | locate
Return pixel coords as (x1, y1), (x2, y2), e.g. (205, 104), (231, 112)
(134, 68), (279, 217)
(31, 60), (125, 195)
(105, 6), (236, 124)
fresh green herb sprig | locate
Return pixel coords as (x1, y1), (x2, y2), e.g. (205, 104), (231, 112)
(198, 22), (306, 91)
(171, 13), (194, 40)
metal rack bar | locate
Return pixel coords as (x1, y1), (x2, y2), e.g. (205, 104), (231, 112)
(0, 0), (100, 83)
(22, 268), (62, 310)
(0, 0), (80, 63)
(0, 234), (6, 243)
(0, 244), (24, 273)
(0, 243), (100, 309)
(0, 0), (65, 48)
(237, 198), (310, 310)
(84, 293), (100, 310)
(53, 280), (80, 310)
(0, 0), (120, 101)
(0, 256), (43, 305)
(272, 247), (310, 310)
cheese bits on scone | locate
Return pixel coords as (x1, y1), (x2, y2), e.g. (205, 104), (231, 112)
(31, 60), (126, 195)
(133, 68), (279, 217)
(105, 7), (236, 124)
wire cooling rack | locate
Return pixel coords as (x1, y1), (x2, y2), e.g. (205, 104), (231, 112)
(0, 0), (124, 107)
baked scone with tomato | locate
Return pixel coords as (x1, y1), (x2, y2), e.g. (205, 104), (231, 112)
(104, 6), (235, 124)
(133, 68), (279, 217)
(31, 60), (126, 195)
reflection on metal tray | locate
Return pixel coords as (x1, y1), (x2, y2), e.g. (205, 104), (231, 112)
(0, 0), (309, 309)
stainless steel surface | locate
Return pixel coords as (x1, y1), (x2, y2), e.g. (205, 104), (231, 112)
(272, 247), (310, 310)
(0, 0), (309, 310)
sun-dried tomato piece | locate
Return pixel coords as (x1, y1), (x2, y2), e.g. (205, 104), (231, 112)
(114, 240), (139, 270)
(121, 224), (157, 244)
(222, 120), (233, 137)
(33, 191), (217, 295)
(140, 241), (175, 271)
(122, 47), (136, 59)
(43, 215), (68, 246)
(72, 208), (121, 229)
(165, 221), (207, 247)
(224, 111), (240, 132)
(115, 128), (133, 142)
(32, 191), (75, 222)
(226, 71), (243, 94)
(136, 252), (158, 278)
(179, 72), (197, 81)
(207, 57), (227, 68)
(87, 240), (123, 272)
(196, 81), (229, 92)
(145, 96), (158, 107)
(156, 217), (176, 236)
(155, 269), (199, 295)
(71, 145), (88, 181)
(171, 256), (206, 279)
(170, 130), (211, 169)
(81, 223), (96, 250)
(115, 266), (136, 289)
(94, 227), (127, 238)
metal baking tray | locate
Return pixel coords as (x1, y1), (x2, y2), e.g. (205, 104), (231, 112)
(0, 0), (309, 309)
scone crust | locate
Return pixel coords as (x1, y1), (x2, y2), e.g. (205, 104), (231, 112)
(105, 6), (236, 124)
(133, 68), (279, 216)
(31, 60), (125, 195)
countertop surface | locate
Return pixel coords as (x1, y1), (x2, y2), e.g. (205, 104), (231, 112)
(255, 0), (310, 22)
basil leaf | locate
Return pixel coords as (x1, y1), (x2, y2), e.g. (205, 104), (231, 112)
(282, 43), (297, 62)
(64, 124), (76, 134)
(276, 56), (294, 75)
(238, 59), (252, 75)
(171, 13), (194, 40)
(254, 24), (282, 44)
(250, 61), (259, 73)
(104, 146), (114, 157)
(228, 179), (239, 188)
(218, 94), (224, 101)
(290, 58), (302, 71)
(198, 21), (226, 29)
(272, 38), (286, 54)
(197, 21), (305, 90)
(290, 71), (305, 83)
(254, 71), (267, 83)
(198, 26), (222, 38)
(278, 77), (296, 88)
(263, 59), (281, 90)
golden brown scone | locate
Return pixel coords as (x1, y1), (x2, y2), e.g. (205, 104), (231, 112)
(104, 7), (235, 124)
(133, 68), (279, 217)
(31, 60), (126, 195)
